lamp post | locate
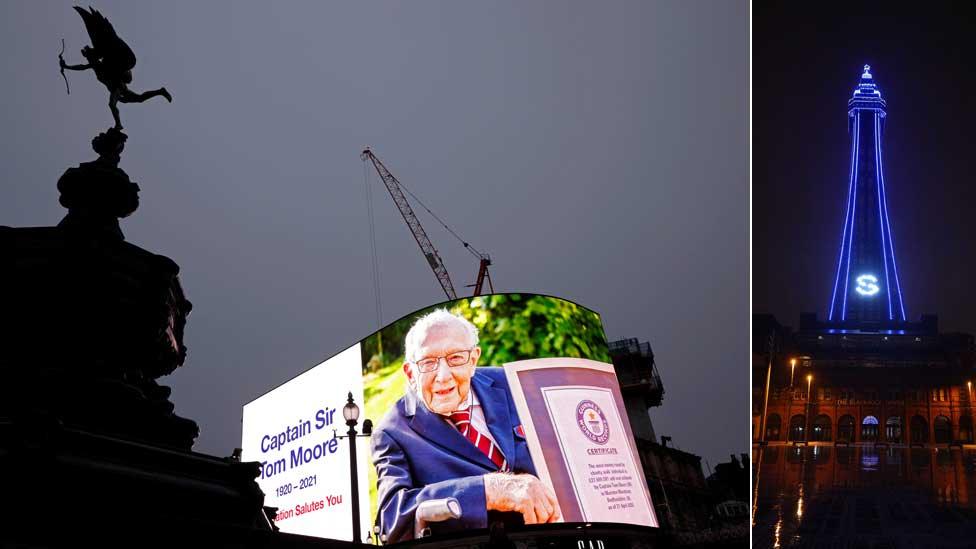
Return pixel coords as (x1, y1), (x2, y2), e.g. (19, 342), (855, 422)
(969, 381), (974, 444)
(343, 392), (363, 545)
(806, 374), (813, 444)
(790, 358), (797, 388)
(759, 332), (775, 445)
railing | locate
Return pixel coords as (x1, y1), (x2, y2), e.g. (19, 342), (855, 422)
(610, 339), (664, 386)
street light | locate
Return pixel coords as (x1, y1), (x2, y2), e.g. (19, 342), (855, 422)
(340, 392), (373, 545)
(806, 374), (813, 444)
(790, 358), (797, 387)
(343, 392), (360, 423)
(759, 332), (775, 446)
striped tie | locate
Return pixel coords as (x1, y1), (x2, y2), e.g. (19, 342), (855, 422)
(449, 409), (508, 471)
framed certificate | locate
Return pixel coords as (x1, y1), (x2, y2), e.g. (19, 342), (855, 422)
(504, 357), (657, 527)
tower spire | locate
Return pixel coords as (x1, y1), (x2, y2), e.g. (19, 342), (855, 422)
(827, 65), (907, 326)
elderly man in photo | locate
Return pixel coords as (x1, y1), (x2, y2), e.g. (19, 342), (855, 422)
(371, 309), (561, 542)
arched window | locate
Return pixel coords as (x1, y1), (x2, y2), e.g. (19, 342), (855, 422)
(934, 415), (952, 444)
(812, 414), (832, 442)
(789, 414), (806, 442)
(861, 415), (879, 442)
(886, 416), (902, 443)
(910, 415), (928, 444)
(765, 414), (782, 441)
(960, 416), (974, 444)
(838, 415), (855, 442)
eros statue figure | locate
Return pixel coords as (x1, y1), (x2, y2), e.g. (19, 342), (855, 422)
(59, 6), (172, 130)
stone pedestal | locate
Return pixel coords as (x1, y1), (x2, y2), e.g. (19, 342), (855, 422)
(1, 225), (197, 448)
(0, 129), (304, 546)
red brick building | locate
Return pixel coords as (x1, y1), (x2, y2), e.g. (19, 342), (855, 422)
(753, 314), (976, 447)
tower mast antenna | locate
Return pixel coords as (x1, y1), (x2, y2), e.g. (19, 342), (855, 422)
(827, 65), (906, 325)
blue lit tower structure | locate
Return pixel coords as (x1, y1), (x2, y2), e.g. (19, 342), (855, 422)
(827, 65), (907, 327)
(752, 65), (976, 454)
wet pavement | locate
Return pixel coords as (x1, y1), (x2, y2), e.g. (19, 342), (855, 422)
(752, 445), (976, 548)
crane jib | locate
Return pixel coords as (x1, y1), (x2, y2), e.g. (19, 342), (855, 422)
(362, 148), (489, 302)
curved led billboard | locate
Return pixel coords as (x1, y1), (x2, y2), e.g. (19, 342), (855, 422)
(241, 293), (655, 543)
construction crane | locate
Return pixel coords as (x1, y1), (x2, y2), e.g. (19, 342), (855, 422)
(471, 254), (494, 296)
(361, 148), (492, 301)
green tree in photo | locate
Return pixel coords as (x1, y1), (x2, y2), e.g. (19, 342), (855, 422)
(452, 294), (610, 366)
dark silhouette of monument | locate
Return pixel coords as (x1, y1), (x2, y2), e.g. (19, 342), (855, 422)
(0, 123), (289, 545)
(2, 126), (199, 448)
(0, 8), (289, 547)
(60, 6), (172, 130)
(3, 162), (272, 545)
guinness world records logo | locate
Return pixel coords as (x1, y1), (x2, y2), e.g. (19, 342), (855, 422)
(576, 400), (610, 445)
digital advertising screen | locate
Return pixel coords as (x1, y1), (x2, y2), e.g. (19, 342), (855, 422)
(241, 343), (370, 540)
(241, 293), (655, 544)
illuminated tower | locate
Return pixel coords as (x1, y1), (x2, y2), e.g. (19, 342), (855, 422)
(827, 65), (907, 326)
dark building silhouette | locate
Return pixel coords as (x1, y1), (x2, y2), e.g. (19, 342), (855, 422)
(609, 339), (748, 546)
(708, 454), (749, 504)
(609, 338), (664, 440)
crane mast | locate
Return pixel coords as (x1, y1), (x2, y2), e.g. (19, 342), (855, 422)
(472, 256), (493, 296)
(361, 148), (458, 300)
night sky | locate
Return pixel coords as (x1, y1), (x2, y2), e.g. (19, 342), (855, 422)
(754, 4), (976, 336)
(0, 2), (747, 470)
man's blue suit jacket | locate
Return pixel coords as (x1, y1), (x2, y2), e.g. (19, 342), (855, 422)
(370, 367), (535, 543)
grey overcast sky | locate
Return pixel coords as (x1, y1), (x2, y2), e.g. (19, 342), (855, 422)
(1, 1), (747, 470)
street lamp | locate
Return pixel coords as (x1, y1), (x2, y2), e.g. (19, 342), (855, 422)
(759, 333), (775, 445)
(806, 374), (813, 444)
(340, 392), (373, 545)
(343, 392), (360, 424)
(790, 358), (797, 387)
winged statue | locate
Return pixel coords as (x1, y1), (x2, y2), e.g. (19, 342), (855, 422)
(60, 6), (171, 130)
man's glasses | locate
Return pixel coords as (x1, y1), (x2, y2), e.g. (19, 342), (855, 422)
(413, 349), (474, 373)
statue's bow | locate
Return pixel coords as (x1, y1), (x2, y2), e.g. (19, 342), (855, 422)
(58, 38), (70, 95)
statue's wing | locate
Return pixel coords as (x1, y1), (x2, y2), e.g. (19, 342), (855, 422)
(74, 6), (136, 72)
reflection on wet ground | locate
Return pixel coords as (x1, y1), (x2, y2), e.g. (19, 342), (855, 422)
(752, 445), (976, 548)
